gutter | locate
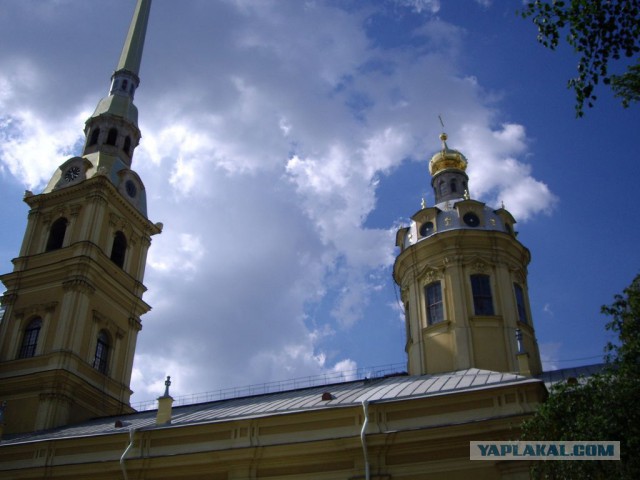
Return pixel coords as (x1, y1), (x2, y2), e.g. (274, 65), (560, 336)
(361, 400), (370, 480)
(120, 428), (137, 480)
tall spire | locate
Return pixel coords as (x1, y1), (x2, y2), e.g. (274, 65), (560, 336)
(0, 0), (161, 436)
(44, 0), (154, 218)
(110, 0), (152, 100)
(80, 0), (152, 169)
(116, 0), (152, 77)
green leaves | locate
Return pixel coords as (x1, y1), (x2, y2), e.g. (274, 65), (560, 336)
(521, 0), (640, 116)
(521, 274), (640, 479)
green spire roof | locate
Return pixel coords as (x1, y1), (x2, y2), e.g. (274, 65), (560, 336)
(116, 0), (152, 76)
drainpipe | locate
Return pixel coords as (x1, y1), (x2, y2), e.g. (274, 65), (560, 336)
(120, 427), (137, 480)
(361, 400), (370, 480)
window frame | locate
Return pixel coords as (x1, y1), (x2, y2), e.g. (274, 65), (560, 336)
(93, 330), (110, 375)
(18, 318), (42, 359)
(110, 231), (127, 268)
(424, 281), (444, 325)
(470, 274), (495, 316)
(45, 217), (68, 252)
(106, 128), (118, 146)
(514, 283), (528, 324)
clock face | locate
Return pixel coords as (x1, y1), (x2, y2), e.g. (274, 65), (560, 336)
(125, 180), (137, 198)
(463, 212), (480, 227)
(64, 166), (81, 182)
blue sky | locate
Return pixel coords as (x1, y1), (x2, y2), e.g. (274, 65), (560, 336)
(1, 0), (638, 404)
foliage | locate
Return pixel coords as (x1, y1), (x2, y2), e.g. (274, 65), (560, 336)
(521, 0), (640, 116)
(521, 274), (640, 479)
(602, 274), (640, 377)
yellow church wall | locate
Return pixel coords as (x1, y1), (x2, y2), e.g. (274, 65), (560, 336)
(395, 224), (541, 376)
(0, 174), (157, 434)
(423, 322), (456, 372)
(470, 316), (510, 372)
(0, 381), (543, 479)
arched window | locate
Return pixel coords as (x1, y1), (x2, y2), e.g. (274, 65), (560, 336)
(110, 231), (127, 268)
(122, 79), (128, 91)
(438, 180), (445, 196)
(45, 217), (68, 252)
(106, 128), (118, 146)
(93, 330), (110, 374)
(450, 179), (457, 193)
(19, 318), (42, 358)
(123, 136), (131, 155)
(89, 128), (100, 146)
(471, 274), (495, 316)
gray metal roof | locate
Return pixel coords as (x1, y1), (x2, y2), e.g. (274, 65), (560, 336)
(1, 368), (540, 446)
(538, 363), (605, 390)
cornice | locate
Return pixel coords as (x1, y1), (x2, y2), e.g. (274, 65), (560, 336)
(24, 175), (161, 236)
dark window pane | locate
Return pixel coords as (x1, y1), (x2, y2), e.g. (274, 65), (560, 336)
(514, 283), (528, 323)
(93, 331), (109, 374)
(19, 318), (42, 358)
(471, 274), (494, 315)
(425, 282), (444, 325)
(89, 128), (100, 146)
(106, 128), (118, 146)
(110, 231), (127, 268)
(46, 217), (67, 252)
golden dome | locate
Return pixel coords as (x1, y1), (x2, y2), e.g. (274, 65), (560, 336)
(429, 133), (468, 176)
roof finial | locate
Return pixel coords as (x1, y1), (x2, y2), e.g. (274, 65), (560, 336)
(163, 375), (171, 397)
(438, 114), (448, 148)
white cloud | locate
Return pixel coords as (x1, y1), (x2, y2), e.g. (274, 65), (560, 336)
(0, 110), (85, 188)
(0, 0), (559, 402)
(458, 123), (558, 220)
(394, 0), (441, 14)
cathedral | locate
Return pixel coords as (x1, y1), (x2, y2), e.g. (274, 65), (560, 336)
(0, 1), (595, 478)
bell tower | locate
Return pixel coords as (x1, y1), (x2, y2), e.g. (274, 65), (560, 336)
(393, 132), (542, 377)
(0, 0), (160, 435)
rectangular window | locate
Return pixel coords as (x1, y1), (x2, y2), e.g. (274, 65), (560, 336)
(404, 302), (412, 342)
(19, 318), (42, 359)
(471, 274), (494, 316)
(93, 332), (110, 375)
(514, 283), (528, 323)
(425, 282), (444, 325)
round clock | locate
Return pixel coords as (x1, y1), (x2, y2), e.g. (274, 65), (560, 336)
(125, 180), (137, 198)
(64, 166), (81, 182)
(463, 212), (480, 227)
